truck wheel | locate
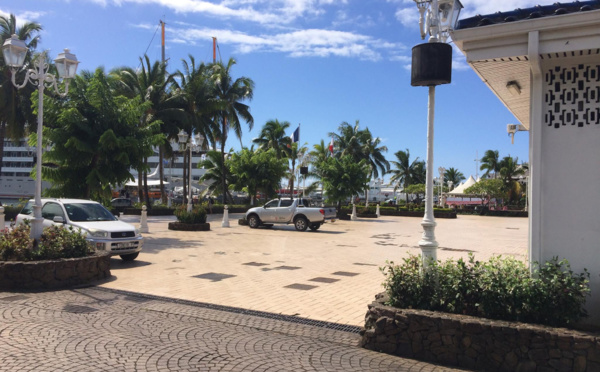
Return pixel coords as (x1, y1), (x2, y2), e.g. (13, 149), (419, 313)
(120, 252), (139, 261)
(309, 223), (321, 231)
(294, 216), (309, 231)
(247, 215), (261, 229)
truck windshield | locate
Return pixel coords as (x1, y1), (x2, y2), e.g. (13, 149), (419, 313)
(64, 203), (117, 222)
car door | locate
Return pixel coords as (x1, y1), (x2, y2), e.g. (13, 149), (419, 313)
(273, 199), (294, 222)
(261, 199), (280, 222)
(41, 202), (67, 228)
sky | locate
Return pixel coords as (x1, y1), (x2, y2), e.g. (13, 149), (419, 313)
(1, 0), (538, 183)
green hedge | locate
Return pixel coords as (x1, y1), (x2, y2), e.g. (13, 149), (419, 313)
(382, 254), (590, 327)
(339, 206), (456, 219)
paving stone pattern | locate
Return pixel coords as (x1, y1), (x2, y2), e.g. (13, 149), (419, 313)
(0, 287), (467, 371)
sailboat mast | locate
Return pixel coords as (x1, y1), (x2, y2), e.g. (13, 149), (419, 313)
(212, 37), (217, 63)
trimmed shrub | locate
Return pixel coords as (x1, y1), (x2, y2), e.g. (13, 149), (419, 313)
(174, 205), (207, 224)
(37, 225), (92, 260)
(381, 253), (590, 327)
(0, 222), (93, 261)
(0, 223), (34, 261)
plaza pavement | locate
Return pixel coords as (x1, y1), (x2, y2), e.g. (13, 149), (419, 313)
(0, 212), (527, 371)
(104, 213), (528, 327)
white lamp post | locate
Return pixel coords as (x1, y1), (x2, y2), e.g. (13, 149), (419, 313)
(2, 35), (78, 240)
(438, 166), (445, 206)
(410, 0), (462, 268)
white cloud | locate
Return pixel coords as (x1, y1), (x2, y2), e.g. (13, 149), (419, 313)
(460, 0), (541, 18)
(394, 7), (417, 28)
(0, 8), (46, 25)
(83, 0), (348, 25)
(167, 24), (405, 61)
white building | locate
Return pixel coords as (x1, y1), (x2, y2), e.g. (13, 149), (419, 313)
(453, 1), (600, 326)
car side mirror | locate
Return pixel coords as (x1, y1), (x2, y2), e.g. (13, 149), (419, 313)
(53, 216), (65, 224)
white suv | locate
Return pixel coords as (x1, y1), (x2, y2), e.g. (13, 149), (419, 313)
(14, 198), (143, 261)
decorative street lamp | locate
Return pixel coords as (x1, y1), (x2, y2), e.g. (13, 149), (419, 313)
(178, 130), (204, 212)
(2, 35), (78, 240)
(410, 0), (462, 268)
(438, 166), (445, 206)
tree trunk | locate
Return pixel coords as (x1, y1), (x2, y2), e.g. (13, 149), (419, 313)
(0, 122), (5, 177)
(159, 145), (166, 204)
(289, 158), (295, 199)
(144, 157), (151, 210)
(221, 118), (231, 204)
(183, 150), (187, 206)
(138, 167), (144, 203)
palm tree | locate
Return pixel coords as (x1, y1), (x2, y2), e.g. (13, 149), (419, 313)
(328, 120), (363, 160)
(252, 119), (291, 159)
(309, 139), (331, 198)
(360, 128), (389, 204)
(499, 156), (527, 204)
(111, 55), (173, 207)
(480, 150), (500, 179)
(0, 14), (42, 176)
(389, 149), (424, 203)
(444, 167), (465, 188)
(211, 58), (254, 204)
(199, 150), (233, 202)
(172, 56), (219, 204)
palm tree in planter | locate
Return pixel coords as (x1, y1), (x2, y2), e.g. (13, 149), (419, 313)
(168, 204), (210, 231)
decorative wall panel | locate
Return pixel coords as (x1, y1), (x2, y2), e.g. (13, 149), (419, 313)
(544, 64), (600, 128)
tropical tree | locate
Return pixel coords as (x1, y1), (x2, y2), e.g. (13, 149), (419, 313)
(172, 56), (219, 204)
(404, 184), (426, 204)
(360, 128), (389, 203)
(199, 150), (234, 202)
(480, 150), (501, 179)
(252, 119), (292, 159)
(308, 139), (332, 199)
(110, 55), (173, 207)
(211, 57), (254, 204)
(328, 120), (363, 160)
(229, 147), (288, 205)
(444, 167), (466, 188)
(499, 156), (527, 204)
(389, 149), (425, 203)
(464, 179), (505, 206)
(0, 14), (42, 176)
(40, 68), (151, 201)
(319, 155), (370, 210)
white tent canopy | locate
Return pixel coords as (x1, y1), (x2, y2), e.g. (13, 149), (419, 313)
(125, 179), (168, 187)
(448, 175), (477, 196)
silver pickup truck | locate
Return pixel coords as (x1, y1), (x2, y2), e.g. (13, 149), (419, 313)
(245, 198), (337, 231)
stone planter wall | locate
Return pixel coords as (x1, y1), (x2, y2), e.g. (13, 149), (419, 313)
(360, 293), (600, 372)
(0, 252), (111, 290)
(168, 222), (210, 231)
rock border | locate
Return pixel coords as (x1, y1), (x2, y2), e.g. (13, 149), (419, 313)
(0, 252), (111, 290)
(168, 222), (211, 231)
(360, 293), (600, 372)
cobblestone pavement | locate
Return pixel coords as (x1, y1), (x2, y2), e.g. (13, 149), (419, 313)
(0, 287), (468, 371)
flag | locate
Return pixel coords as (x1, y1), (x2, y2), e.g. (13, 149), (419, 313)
(290, 125), (300, 143)
(328, 137), (334, 155)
